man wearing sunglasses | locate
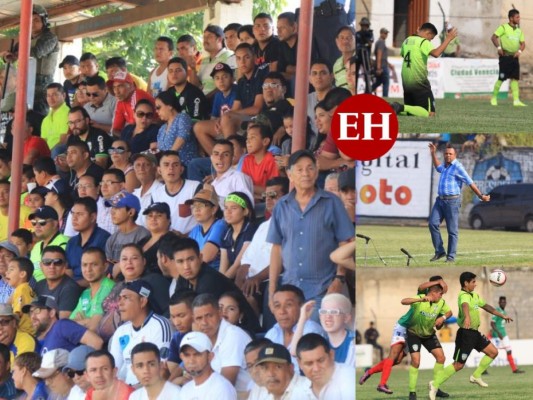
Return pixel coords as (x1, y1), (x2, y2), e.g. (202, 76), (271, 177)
(28, 206), (69, 283)
(62, 344), (94, 397)
(84, 75), (117, 133)
(34, 246), (81, 319)
(66, 106), (113, 169)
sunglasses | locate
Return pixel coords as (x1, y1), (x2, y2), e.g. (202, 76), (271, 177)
(66, 369), (85, 379)
(318, 308), (344, 316)
(261, 191), (278, 200)
(86, 92), (100, 97)
(42, 258), (64, 267)
(31, 219), (50, 227)
(108, 147), (126, 155)
(136, 111), (154, 119)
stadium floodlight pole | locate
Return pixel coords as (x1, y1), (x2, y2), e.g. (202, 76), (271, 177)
(8, 0), (33, 237)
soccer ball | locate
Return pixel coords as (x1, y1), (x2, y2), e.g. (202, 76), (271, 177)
(489, 269), (507, 287)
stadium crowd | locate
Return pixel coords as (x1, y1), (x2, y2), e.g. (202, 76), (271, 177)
(0, 3), (356, 400)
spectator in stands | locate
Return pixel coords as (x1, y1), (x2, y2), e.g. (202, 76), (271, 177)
(84, 76), (117, 133)
(308, 60), (335, 135)
(79, 52), (107, 80)
(177, 34), (203, 81)
(5, 257), (35, 334)
(324, 172), (340, 197)
(105, 191), (150, 265)
(276, 12), (298, 85)
(43, 179), (73, 234)
(224, 24), (242, 52)
(41, 83), (69, 154)
(220, 192), (257, 279)
(64, 141), (104, 192)
(66, 106), (112, 169)
(62, 345), (93, 397)
(34, 246), (81, 318)
(33, 348), (85, 399)
(120, 100), (159, 155)
(10, 228), (34, 258)
(110, 71), (154, 136)
(156, 232), (181, 294)
(364, 321), (383, 360)
(70, 248), (115, 332)
(186, 187), (226, 270)
(108, 139), (140, 192)
(0, 181), (31, 242)
(238, 25), (255, 46)
(130, 342), (182, 399)
(338, 168), (355, 223)
(74, 80), (90, 108)
(141, 202), (172, 274)
(267, 150), (353, 318)
(23, 295), (103, 353)
(109, 280), (171, 385)
(32, 156), (63, 190)
(0, 242), (17, 303)
(334, 26), (356, 89)
(252, 13), (281, 72)
(192, 294), (251, 397)
(29, 207), (69, 282)
(12, 352), (48, 399)
(297, 333), (356, 398)
(347, 55), (357, 95)
(179, 331), (237, 399)
(66, 197), (111, 286)
(22, 113), (51, 165)
(0, 303), (36, 365)
(193, 25), (237, 97)
(84, 350), (133, 399)
(0, 151), (10, 181)
(218, 290), (257, 336)
(98, 169), (126, 235)
(193, 62), (238, 155)
(166, 57), (209, 121)
(244, 338), (272, 397)
(167, 290), (196, 384)
(242, 124), (279, 201)
(132, 153), (162, 227)
(148, 36), (174, 97)
(60, 55), (82, 107)
(237, 177), (288, 326)
(155, 91), (198, 165)
(151, 151), (200, 235)
(105, 57), (147, 91)
(250, 343), (308, 400)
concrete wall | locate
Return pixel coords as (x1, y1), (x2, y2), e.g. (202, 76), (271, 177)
(356, 267), (533, 352)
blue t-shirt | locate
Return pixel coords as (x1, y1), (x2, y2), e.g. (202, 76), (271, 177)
(66, 226), (111, 281)
(157, 112), (198, 165)
(120, 124), (159, 154)
(333, 330), (355, 363)
(38, 319), (87, 355)
(188, 219), (227, 270)
(221, 221), (257, 266)
(31, 381), (48, 400)
(0, 377), (17, 400)
(168, 330), (187, 365)
(211, 84), (238, 118)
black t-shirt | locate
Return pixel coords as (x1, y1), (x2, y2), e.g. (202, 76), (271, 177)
(68, 162), (104, 194)
(235, 65), (269, 109)
(278, 39), (297, 73)
(253, 36), (282, 69)
(67, 127), (113, 161)
(260, 98), (293, 133)
(167, 83), (209, 120)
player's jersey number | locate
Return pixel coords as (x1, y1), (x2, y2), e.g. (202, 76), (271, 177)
(403, 51), (411, 68)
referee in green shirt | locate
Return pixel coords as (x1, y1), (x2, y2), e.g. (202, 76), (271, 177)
(429, 272), (513, 400)
(490, 9), (526, 106)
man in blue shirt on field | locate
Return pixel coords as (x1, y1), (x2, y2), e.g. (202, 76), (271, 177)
(428, 143), (490, 263)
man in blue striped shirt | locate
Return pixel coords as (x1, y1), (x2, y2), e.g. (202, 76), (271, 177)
(428, 143), (490, 262)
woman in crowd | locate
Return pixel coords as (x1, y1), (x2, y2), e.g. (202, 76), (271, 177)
(142, 202), (172, 275)
(120, 99), (159, 154)
(108, 139), (140, 192)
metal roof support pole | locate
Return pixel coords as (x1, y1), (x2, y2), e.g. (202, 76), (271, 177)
(9, 0), (33, 236)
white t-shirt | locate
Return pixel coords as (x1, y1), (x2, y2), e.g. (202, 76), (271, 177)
(212, 168), (254, 209)
(129, 381), (181, 400)
(248, 374), (310, 400)
(67, 384), (86, 400)
(304, 363), (356, 400)
(241, 219), (272, 277)
(134, 180), (164, 227)
(180, 371), (237, 400)
(109, 312), (172, 385)
(211, 319), (252, 393)
(151, 180), (201, 234)
(149, 67), (169, 98)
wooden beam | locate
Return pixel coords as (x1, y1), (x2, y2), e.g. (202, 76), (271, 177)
(0, 0), (112, 31)
(53, 0), (207, 41)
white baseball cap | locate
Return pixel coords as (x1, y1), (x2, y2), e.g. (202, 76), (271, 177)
(180, 331), (212, 353)
(33, 349), (69, 379)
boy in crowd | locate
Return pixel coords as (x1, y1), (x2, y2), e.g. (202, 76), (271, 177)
(5, 257), (36, 335)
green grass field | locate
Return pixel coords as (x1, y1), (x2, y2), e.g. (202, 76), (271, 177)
(356, 365), (533, 399)
(355, 225), (533, 267)
(395, 98), (533, 133)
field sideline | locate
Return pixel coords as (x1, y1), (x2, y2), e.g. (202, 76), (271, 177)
(356, 365), (533, 399)
(394, 98), (533, 133)
(355, 225), (533, 267)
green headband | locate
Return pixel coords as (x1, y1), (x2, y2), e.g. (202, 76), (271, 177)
(225, 194), (247, 209)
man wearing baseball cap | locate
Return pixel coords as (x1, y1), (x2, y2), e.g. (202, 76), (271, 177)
(109, 70), (154, 135)
(59, 55), (82, 107)
(191, 25), (236, 97)
(179, 331), (237, 399)
(0, 303), (37, 366)
(109, 280), (171, 385)
(248, 343), (308, 399)
(104, 190), (150, 264)
(29, 206), (69, 282)
(372, 27), (395, 97)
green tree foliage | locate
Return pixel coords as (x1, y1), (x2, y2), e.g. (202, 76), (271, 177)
(253, 0), (288, 17)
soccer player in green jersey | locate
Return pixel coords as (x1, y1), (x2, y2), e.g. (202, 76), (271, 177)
(490, 9), (526, 107)
(490, 296), (524, 373)
(403, 283), (453, 400)
(390, 22), (457, 117)
(429, 272), (513, 400)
